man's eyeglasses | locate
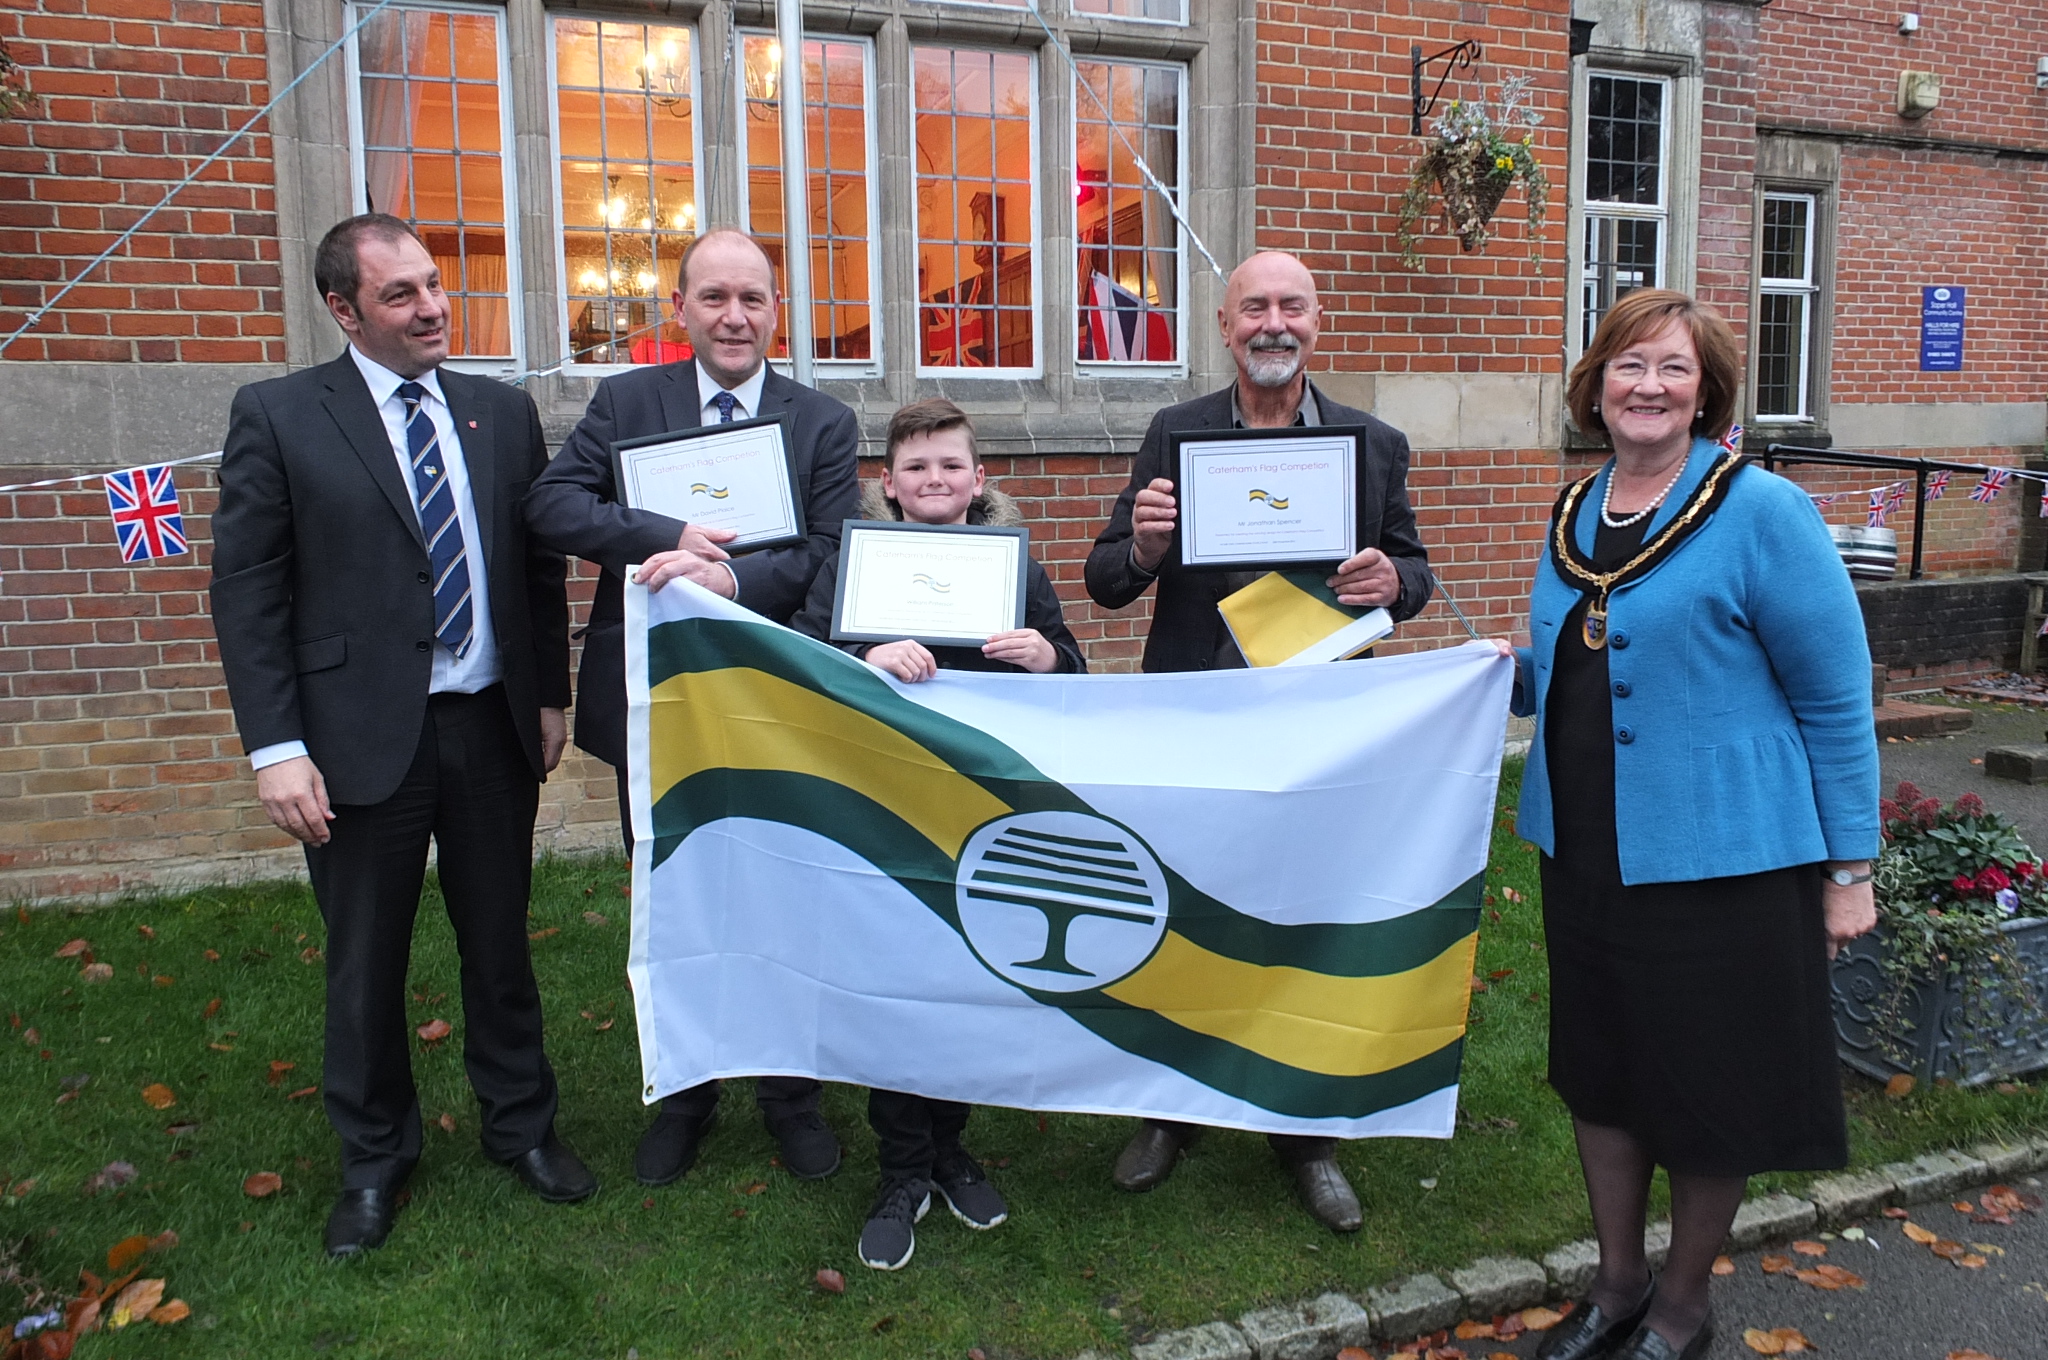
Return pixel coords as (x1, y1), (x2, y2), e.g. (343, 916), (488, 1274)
(1607, 360), (1699, 383)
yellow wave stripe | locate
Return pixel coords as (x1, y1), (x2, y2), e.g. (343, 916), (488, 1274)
(648, 666), (1007, 857)
(1103, 928), (1477, 1077)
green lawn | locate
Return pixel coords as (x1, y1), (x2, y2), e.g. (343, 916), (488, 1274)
(3, 762), (2043, 1359)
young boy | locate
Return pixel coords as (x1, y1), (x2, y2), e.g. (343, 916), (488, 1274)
(788, 398), (1085, 1269)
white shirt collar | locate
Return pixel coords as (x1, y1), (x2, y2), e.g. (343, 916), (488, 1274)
(695, 359), (768, 422)
(350, 345), (446, 409)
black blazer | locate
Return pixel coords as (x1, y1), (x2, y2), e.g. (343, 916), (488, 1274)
(209, 353), (571, 806)
(525, 362), (861, 767)
(1084, 382), (1435, 673)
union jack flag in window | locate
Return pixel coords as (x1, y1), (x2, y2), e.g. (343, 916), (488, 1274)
(103, 465), (188, 562)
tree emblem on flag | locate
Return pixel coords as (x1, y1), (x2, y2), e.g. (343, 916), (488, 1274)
(102, 465), (188, 562)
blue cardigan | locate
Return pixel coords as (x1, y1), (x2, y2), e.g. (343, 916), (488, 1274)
(1513, 439), (1880, 884)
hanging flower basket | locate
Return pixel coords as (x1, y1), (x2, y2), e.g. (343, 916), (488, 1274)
(1397, 76), (1548, 271)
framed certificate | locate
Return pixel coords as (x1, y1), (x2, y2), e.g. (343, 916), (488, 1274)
(1171, 426), (1362, 571)
(831, 520), (1030, 647)
(611, 414), (804, 551)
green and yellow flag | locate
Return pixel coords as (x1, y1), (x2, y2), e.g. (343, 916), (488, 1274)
(625, 583), (1513, 1137)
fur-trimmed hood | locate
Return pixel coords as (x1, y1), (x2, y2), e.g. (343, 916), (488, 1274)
(857, 478), (1025, 528)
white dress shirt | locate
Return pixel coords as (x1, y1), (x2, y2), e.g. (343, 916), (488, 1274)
(248, 347), (503, 772)
(691, 360), (766, 600)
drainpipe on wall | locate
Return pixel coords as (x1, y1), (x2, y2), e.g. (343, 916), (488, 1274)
(777, 0), (816, 386)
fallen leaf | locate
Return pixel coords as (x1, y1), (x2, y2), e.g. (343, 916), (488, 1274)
(137, 925), (155, 940)
(1969, 1242), (2005, 1256)
(1953, 1201), (1975, 1214)
(146, 1230), (178, 1253)
(266, 1060), (294, 1085)
(1883, 1206), (1910, 1219)
(583, 912), (608, 926)
(1761, 1254), (1794, 1274)
(1793, 1264), (1864, 1289)
(1957, 1254), (1987, 1269)
(1455, 1320), (1496, 1339)
(81, 963), (113, 982)
(106, 1235), (150, 1272)
(871, 1314), (895, 1333)
(1792, 1240), (1827, 1256)
(594, 1017), (615, 1031)
(1336, 1351), (1374, 1360)
(286, 1085), (318, 1100)
(140, 1083), (175, 1110)
(86, 1162), (139, 1197)
(1495, 1313), (1526, 1338)
(1884, 1073), (1916, 1097)
(815, 1267), (845, 1294)
(55, 939), (90, 958)
(107, 1277), (165, 1328)
(1994, 1081), (2021, 1094)
(1946, 1352), (2002, 1360)
(149, 1299), (190, 1325)
(164, 1121), (199, 1136)
(1489, 968), (1515, 980)
(1469, 975), (1489, 993)
(1903, 1222), (1938, 1244)
(438, 1112), (457, 1134)
(1519, 1307), (1564, 1331)
(1841, 1227), (1867, 1241)
(743, 1180), (768, 1195)
(153, 975), (174, 987)
(202, 997), (222, 1019)
(203, 949), (220, 962)
(243, 1171), (282, 1198)
(416, 1019), (452, 1043)
(1419, 1177), (1439, 1190)
(1744, 1330), (1788, 1356)
(529, 927), (560, 941)
(1712, 1255), (1736, 1275)
(1930, 1239), (1967, 1261)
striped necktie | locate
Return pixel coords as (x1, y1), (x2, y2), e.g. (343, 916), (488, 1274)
(397, 380), (474, 659)
(712, 390), (738, 423)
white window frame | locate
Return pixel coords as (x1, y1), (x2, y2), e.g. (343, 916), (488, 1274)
(732, 29), (884, 379)
(1754, 191), (1819, 423)
(1576, 70), (1672, 358)
(912, 45), (1044, 380)
(1068, 0), (1191, 26)
(342, 0), (526, 377)
(1071, 56), (1189, 379)
(544, 14), (704, 380)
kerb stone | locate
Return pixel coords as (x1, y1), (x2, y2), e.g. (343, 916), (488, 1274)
(1362, 1273), (1462, 1341)
(1132, 1322), (1253, 1360)
(1542, 1239), (1600, 1297)
(1725, 1193), (1817, 1251)
(1806, 1168), (1897, 1227)
(1448, 1257), (1548, 1317)
(1879, 1150), (1989, 1204)
(1970, 1141), (2040, 1180)
(1236, 1292), (1372, 1359)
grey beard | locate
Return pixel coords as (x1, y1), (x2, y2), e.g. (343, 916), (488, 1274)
(1244, 348), (1303, 388)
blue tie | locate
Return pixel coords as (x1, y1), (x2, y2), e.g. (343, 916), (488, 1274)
(712, 390), (738, 423)
(397, 381), (474, 660)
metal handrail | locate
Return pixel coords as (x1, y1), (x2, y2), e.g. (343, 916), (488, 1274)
(1759, 442), (2020, 581)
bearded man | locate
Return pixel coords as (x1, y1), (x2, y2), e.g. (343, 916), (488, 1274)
(1082, 249), (1435, 1232)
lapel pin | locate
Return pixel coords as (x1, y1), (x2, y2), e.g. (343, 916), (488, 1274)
(468, 420), (478, 428)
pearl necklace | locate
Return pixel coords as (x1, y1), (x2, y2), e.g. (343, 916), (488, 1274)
(1600, 458), (1688, 529)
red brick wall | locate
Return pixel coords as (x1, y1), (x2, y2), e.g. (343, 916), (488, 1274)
(0, 0), (282, 362)
(1768, 451), (2031, 578)
(1695, 2), (1759, 329)
(1255, 0), (1573, 374)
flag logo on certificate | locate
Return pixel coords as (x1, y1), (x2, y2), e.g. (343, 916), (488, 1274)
(1248, 488), (1291, 509)
(689, 483), (730, 499)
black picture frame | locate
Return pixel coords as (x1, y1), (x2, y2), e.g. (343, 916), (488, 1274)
(610, 412), (805, 552)
(830, 519), (1032, 647)
(1169, 424), (1367, 572)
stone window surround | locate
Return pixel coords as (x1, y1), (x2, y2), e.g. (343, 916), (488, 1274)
(262, 0), (1255, 455)
(1749, 133), (1838, 443)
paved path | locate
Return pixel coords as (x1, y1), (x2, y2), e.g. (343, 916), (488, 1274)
(1880, 699), (2048, 852)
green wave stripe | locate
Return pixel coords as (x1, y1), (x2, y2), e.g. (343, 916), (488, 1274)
(647, 615), (1482, 978)
(650, 767), (1461, 1119)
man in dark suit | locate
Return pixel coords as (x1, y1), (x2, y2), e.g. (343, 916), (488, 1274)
(526, 228), (860, 1189)
(210, 214), (595, 1258)
(1085, 249), (1435, 1233)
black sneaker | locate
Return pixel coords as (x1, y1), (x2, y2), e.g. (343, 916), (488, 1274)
(634, 1108), (716, 1187)
(766, 1110), (842, 1180)
(858, 1176), (930, 1271)
(932, 1145), (1008, 1229)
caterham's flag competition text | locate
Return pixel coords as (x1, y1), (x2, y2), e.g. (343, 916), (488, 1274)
(624, 581), (1514, 1139)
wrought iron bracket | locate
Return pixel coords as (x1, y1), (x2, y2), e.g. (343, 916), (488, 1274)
(1411, 39), (1483, 136)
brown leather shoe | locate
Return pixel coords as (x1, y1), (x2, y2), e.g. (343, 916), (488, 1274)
(1292, 1156), (1363, 1232)
(1112, 1121), (1192, 1191)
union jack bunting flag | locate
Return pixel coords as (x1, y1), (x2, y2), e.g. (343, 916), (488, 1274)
(1886, 481), (1910, 511)
(2039, 483), (2048, 519)
(1867, 487), (1891, 528)
(1971, 468), (2013, 502)
(1924, 470), (1951, 501)
(1716, 423), (1744, 454)
(1810, 492), (1841, 507)
(103, 464), (189, 563)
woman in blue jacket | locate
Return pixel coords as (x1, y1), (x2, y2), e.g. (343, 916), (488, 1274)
(1512, 290), (1879, 1360)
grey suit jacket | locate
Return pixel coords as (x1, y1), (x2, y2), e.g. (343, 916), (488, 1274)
(524, 361), (861, 767)
(209, 352), (570, 806)
(1084, 381), (1435, 673)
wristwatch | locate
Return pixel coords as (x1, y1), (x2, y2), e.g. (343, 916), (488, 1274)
(1825, 866), (1873, 886)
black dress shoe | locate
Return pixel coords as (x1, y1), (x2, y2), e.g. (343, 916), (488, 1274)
(325, 1188), (399, 1259)
(507, 1131), (598, 1203)
(1534, 1283), (1656, 1360)
(767, 1110), (842, 1180)
(1609, 1314), (1714, 1360)
(1291, 1156), (1363, 1233)
(1112, 1121), (1192, 1191)
(635, 1107), (716, 1187)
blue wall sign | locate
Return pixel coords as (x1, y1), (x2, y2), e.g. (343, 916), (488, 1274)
(1920, 286), (1965, 371)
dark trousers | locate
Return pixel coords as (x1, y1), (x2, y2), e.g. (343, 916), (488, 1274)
(1146, 1119), (1335, 1164)
(869, 1089), (971, 1181)
(615, 768), (822, 1124)
(306, 686), (557, 1193)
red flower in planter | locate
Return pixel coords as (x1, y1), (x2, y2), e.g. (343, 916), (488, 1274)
(1976, 865), (2012, 894)
(1956, 792), (1987, 819)
(1914, 799), (1942, 829)
(2015, 860), (2036, 881)
(1953, 875), (1978, 894)
(1879, 798), (1905, 824)
(1894, 780), (1924, 806)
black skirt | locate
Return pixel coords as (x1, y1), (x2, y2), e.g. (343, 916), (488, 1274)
(1538, 504), (1847, 1178)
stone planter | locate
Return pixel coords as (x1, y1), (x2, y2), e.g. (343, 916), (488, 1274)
(1831, 917), (2048, 1087)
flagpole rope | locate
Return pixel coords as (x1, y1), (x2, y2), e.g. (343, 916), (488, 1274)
(1025, 0), (1228, 285)
(0, 0), (402, 361)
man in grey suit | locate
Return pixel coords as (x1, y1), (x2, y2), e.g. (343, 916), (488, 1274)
(526, 228), (859, 1188)
(1085, 250), (1436, 1233)
(211, 214), (595, 1258)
